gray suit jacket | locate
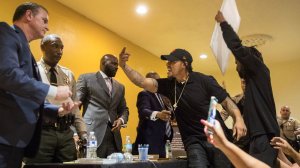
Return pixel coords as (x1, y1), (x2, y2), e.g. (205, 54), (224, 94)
(76, 72), (129, 151)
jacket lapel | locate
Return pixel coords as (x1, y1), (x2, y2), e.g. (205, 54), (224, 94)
(96, 72), (110, 97)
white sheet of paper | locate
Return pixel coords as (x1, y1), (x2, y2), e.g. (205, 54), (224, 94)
(210, 0), (240, 75)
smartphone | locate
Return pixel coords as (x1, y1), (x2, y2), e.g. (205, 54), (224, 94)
(207, 96), (218, 124)
(207, 96), (218, 134)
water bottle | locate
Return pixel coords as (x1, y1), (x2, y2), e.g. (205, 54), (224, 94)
(124, 136), (132, 153)
(86, 131), (97, 158)
(123, 136), (133, 162)
(165, 140), (172, 159)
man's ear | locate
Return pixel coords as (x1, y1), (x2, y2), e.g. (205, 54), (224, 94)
(184, 61), (188, 67)
(24, 10), (33, 22)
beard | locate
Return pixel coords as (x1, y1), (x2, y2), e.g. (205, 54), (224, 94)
(104, 66), (117, 77)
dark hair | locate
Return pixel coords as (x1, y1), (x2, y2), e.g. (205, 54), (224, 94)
(145, 71), (160, 79)
(13, 2), (48, 22)
(40, 34), (60, 46)
(185, 61), (193, 72)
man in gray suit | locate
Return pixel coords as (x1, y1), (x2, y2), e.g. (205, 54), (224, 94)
(77, 54), (129, 158)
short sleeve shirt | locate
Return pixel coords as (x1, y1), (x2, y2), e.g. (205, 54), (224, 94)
(157, 72), (228, 147)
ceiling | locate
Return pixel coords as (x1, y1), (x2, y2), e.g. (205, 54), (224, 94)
(56, 0), (300, 73)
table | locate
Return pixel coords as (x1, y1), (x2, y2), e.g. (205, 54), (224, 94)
(24, 159), (187, 168)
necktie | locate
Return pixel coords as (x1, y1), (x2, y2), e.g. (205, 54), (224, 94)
(156, 93), (172, 137)
(49, 67), (57, 85)
(165, 121), (172, 138)
(106, 77), (112, 96)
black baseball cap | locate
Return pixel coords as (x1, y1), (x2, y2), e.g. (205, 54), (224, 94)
(161, 48), (193, 63)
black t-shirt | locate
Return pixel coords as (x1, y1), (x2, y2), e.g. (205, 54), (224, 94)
(157, 72), (229, 148)
(220, 21), (280, 137)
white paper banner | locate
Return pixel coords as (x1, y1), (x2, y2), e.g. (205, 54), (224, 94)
(210, 0), (240, 75)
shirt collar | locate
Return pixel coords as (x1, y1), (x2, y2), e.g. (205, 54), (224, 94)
(175, 72), (194, 85)
(40, 58), (58, 73)
(99, 71), (109, 79)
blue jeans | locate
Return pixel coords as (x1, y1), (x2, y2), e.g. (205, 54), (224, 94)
(186, 142), (233, 168)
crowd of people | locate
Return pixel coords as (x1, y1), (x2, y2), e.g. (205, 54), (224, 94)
(0, 2), (299, 168)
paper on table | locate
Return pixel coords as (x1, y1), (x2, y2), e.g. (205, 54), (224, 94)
(210, 0), (240, 75)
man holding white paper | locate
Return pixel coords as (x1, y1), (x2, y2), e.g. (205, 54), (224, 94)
(215, 11), (280, 167)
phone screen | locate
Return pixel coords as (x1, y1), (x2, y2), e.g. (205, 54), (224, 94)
(207, 96), (218, 125)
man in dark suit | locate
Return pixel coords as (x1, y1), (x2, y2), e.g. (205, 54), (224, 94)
(77, 54), (129, 158)
(132, 72), (173, 158)
(0, 2), (73, 168)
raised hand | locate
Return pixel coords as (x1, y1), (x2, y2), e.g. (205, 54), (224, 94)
(215, 11), (226, 23)
(201, 119), (228, 149)
(119, 47), (130, 68)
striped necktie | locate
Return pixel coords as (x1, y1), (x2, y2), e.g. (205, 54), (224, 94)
(155, 93), (172, 137)
(105, 77), (112, 96)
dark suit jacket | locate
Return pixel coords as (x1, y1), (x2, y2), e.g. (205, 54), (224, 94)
(0, 22), (57, 156)
(76, 72), (129, 151)
(132, 90), (173, 158)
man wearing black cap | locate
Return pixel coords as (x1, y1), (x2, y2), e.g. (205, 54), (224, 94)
(119, 48), (247, 167)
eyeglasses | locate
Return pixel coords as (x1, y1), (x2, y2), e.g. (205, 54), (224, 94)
(281, 109), (290, 112)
